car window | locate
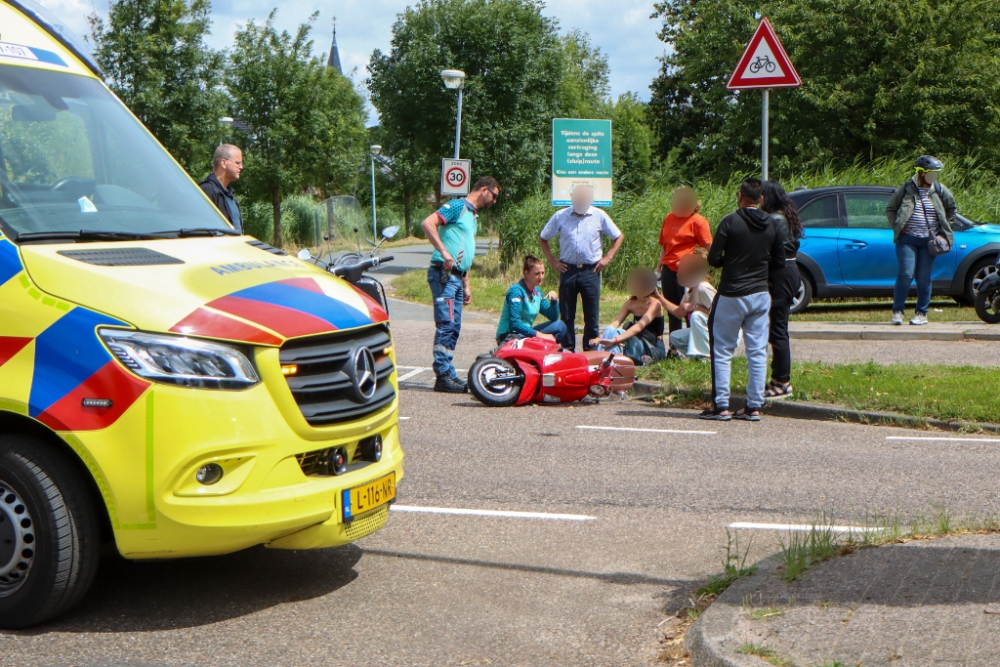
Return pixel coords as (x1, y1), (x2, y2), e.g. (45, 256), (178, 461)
(798, 195), (840, 228)
(845, 193), (892, 229)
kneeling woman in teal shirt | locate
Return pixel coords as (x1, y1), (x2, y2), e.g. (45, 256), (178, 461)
(496, 256), (568, 345)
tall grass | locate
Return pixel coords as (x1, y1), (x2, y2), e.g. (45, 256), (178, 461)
(498, 156), (1000, 290)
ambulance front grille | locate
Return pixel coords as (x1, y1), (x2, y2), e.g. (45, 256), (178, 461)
(280, 325), (395, 426)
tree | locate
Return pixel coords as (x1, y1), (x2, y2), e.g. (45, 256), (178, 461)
(648, 0), (1000, 179)
(368, 0), (564, 204)
(228, 11), (368, 247)
(608, 94), (653, 193)
(556, 30), (610, 119)
(89, 0), (226, 174)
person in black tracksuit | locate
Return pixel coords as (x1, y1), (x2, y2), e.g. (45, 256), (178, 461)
(761, 180), (802, 398)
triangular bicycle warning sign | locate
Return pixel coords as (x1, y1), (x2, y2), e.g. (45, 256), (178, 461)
(727, 17), (801, 90)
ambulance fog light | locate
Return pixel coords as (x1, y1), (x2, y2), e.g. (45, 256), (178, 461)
(359, 435), (383, 463)
(196, 463), (224, 485)
(328, 448), (348, 476)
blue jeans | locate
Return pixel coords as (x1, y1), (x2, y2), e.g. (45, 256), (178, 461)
(597, 326), (666, 364)
(708, 292), (771, 411)
(427, 266), (464, 379)
(893, 234), (936, 314)
(496, 319), (568, 346)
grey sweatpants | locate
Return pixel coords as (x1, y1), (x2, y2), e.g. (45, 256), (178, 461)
(709, 292), (771, 410)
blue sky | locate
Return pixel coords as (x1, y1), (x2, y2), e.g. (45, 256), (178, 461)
(46, 0), (666, 120)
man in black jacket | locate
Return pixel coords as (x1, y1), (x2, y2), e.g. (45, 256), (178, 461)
(701, 178), (786, 421)
(199, 144), (244, 233)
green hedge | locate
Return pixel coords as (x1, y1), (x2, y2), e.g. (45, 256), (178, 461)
(498, 156), (1000, 290)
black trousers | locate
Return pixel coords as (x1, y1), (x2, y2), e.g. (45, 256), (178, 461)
(559, 264), (602, 351)
(660, 267), (683, 333)
(768, 262), (800, 384)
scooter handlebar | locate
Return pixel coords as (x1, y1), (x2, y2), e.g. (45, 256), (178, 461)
(330, 255), (394, 283)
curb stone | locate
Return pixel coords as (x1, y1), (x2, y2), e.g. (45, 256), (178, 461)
(685, 558), (782, 667)
(629, 381), (1000, 433)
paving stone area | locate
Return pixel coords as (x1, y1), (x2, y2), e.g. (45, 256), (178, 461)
(729, 534), (1000, 667)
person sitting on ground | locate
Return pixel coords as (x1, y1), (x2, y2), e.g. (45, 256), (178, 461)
(590, 267), (666, 365)
(658, 249), (717, 360)
(495, 255), (567, 345)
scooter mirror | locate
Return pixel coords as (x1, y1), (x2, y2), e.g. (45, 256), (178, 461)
(296, 249), (312, 261)
(382, 226), (400, 239)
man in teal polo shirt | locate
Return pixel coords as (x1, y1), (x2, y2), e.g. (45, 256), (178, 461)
(421, 177), (500, 393)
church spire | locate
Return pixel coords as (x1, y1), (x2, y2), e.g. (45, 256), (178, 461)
(327, 16), (343, 74)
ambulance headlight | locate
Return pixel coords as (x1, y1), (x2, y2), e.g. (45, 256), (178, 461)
(99, 329), (260, 389)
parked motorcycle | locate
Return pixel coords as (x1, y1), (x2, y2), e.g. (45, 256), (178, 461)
(297, 226), (397, 313)
(468, 337), (636, 407)
(975, 256), (1000, 323)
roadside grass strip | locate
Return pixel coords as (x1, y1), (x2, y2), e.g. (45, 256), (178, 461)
(390, 505), (596, 521)
(886, 435), (1000, 443)
(575, 425), (715, 435)
(639, 357), (1000, 425)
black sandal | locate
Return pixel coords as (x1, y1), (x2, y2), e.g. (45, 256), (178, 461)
(699, 407), (732, 421)
(764, 381), (793, 398)
(733, 408), (762, 422)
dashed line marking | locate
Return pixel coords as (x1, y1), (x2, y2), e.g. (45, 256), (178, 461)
(886, 436), (1000, 443)
(397, 367), (431, 382)
(576, 425), (716, 436)
(390, 505), (596, 521)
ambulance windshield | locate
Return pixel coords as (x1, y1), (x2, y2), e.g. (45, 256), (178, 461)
(0, 65), (233, 241)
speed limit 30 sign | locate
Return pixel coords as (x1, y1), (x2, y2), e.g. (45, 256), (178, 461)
(441, 159), (472, 196)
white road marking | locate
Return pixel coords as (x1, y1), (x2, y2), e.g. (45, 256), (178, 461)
(397, 367), (430, 382)
(728, 522), (880, 533)
(886, 436), (1000, 443)
(391, 505), (596, 521)
(399, 417), (411, 421)
(576, 425), (716, 436)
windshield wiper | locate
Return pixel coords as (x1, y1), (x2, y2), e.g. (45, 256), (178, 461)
(173, 228), (240, 237)
(15, 229), (161, 243)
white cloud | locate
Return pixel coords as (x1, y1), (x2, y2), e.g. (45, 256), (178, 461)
(39, 0), (666, 118)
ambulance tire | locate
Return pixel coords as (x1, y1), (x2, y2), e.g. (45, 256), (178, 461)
(0, 435), (100, 629)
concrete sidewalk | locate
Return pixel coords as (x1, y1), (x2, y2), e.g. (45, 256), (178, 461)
(688, 533), (1000, 667)
(790, 320), (1000, 341)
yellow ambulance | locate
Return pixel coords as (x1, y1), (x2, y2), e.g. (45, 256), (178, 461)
(0, 0), (402, 627)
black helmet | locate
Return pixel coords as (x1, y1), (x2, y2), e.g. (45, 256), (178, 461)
(914, 155), (943, 171)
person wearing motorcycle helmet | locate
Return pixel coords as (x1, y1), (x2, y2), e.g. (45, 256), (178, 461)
(885, 155), (957, 325)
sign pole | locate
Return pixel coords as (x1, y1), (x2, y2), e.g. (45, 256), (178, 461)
(761, 88), (769, 181)
(454, 88), (463, 160)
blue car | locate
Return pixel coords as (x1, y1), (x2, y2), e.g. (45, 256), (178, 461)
(787, 186), (1000, 313)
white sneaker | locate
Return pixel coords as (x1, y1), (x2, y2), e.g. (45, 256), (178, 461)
(910, 312), (928, 326)
(891, 311), (904, 325)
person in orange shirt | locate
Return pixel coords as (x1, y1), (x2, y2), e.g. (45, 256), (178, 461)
(659, 186), (713, 332)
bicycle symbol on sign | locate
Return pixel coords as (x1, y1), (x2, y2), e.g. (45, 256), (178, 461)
(748, 55), (777, 74)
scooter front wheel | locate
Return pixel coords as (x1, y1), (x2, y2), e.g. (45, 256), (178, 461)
(468, 357), (523, 407)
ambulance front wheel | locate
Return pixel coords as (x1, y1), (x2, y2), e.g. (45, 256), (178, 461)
(0, 434), (100, 629)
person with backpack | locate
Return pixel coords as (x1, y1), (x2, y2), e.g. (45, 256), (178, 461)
(761, 180), (802, 398)
(885, 156), (957, 326)
(700, 178), (785, 422)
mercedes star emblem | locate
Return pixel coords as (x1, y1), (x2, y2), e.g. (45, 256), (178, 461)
(351, 347), (377, 401)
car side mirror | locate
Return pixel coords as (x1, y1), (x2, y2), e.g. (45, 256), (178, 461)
(297, 249), (312, 261)
(382, 226), (399, 240)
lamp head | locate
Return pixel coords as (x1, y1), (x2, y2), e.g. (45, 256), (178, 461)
(370, 145), (382, 156)
(440, 69), (466, 90)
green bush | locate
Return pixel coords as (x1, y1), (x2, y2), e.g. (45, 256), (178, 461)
(498, 156), (1000, 290)
(241, 195), (325, 247)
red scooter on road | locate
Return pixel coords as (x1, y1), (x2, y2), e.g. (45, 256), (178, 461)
(467, 337), (636, 407)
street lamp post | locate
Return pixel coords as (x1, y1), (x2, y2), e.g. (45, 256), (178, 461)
(369, 145), (381, 242)
(440, 69), (466, 159)
(218, 116), (234, 146)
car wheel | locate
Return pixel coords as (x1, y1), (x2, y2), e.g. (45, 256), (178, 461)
(963, 257), (999, 305)
(0, 435), (100, 629)
(468, 357), (523, 407)
(789, 273), (813, 315)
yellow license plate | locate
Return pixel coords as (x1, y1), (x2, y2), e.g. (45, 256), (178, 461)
(342, 472), (396, 521)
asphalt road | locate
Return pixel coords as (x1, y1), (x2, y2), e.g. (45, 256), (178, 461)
(4, 310), (999, 666)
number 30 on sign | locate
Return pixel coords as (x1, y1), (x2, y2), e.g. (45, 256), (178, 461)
(441, 158), (472, 196)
